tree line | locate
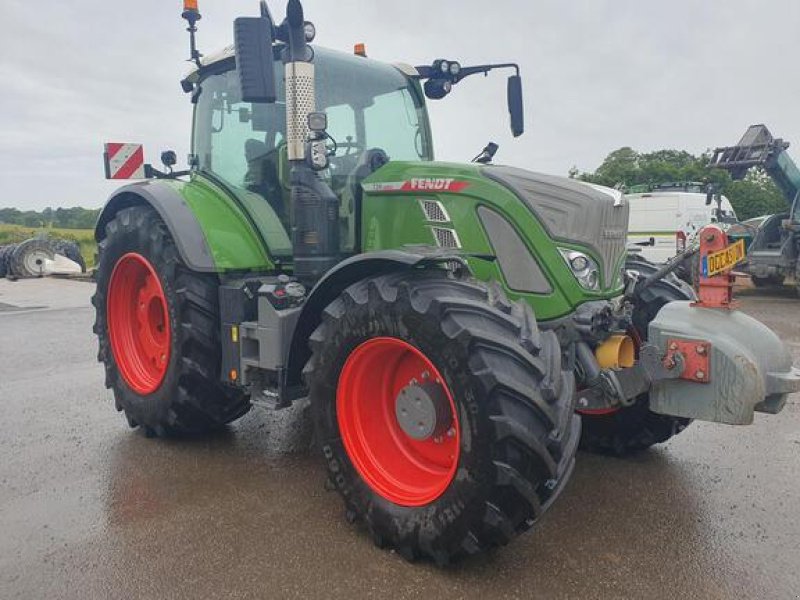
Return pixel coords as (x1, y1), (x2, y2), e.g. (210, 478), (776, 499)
(0, 207), (101, 230)
(571, 148), (787, 221)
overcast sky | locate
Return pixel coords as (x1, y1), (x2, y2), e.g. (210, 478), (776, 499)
(2, 0), (799, 211)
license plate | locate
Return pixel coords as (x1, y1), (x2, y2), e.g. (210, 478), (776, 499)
(702, 239), (746, 277)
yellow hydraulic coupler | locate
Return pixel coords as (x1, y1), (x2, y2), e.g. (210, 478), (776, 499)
(595, 334), (635, 370)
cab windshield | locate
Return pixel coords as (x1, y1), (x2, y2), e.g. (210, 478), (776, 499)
(193, 47), (433, 254)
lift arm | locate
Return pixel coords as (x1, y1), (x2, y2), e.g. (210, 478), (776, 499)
(709, 124), (800, 206)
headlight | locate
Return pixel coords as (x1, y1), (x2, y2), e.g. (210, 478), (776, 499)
(570, 255), (589, 271)
(449, 61), (461, 76)
(559, 249), (601, 291)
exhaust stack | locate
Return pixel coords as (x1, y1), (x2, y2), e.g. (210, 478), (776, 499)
(282, 0), (340, 286)
(283, 0), (315, 161)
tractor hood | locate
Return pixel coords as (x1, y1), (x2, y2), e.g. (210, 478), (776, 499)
(482, 166), (629, 288)
(359, 160), (629, 319)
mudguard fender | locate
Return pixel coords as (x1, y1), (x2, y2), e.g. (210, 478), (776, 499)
(95, 181), (215, 272)
(286, 247), (467, 385)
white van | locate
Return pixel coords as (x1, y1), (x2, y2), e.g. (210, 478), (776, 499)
(626, 185), (737, 264)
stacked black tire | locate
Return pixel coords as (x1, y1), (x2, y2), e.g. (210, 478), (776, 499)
(0, 245), (12, 278)
(307, 272), (580, 564)
(51, 239), (87, 273)
(6, 239), (53, 278)
(0, 237), (87, 279)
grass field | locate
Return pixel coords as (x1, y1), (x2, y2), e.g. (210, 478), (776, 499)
(0, 224), (96, 268)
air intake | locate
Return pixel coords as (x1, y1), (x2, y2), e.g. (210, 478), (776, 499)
(432, 227), (461, 248)
(420, 199), (450, 223)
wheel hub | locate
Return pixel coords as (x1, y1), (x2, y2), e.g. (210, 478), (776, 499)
(395, 381), (452, 441)
(336, 337), (461, 507)
(107, 253), (171, 395)
(23, 250), (50, 275)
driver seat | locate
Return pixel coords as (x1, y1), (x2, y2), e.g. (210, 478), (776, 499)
(244, 139), (286, 224)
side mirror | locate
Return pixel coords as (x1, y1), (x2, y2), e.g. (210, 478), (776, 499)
(507, 75), (524, 137)
(234, 15), (277, 103)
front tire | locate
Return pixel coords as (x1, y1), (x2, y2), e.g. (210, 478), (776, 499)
(307, 272), (580, 564)
(579, 257), (693, 455)
(751, 274), (785, 288)
(92, 206), (250, 436)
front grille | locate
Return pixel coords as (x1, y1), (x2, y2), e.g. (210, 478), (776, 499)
(597, 212), (628, 287)
(483, 166), (630, 288)
(432, 227), (461, 248)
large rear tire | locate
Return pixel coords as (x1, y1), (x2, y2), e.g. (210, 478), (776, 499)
(307, 272), (580, 564)
(579, 257), (693, 456)
(92, 206), (250, 436)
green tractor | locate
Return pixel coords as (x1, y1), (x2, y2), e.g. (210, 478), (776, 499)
(93, 0), (800, 563)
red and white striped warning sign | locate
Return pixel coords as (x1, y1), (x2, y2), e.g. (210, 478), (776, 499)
(104, 143), (146, 179)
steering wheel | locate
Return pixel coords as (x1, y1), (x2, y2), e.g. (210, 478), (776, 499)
(255, 141), (286, 162)
(329, 135), (365, 158)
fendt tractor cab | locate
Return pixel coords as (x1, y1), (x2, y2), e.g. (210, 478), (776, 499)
(710, 124), (800, 292)
(94, 1), (800, 563)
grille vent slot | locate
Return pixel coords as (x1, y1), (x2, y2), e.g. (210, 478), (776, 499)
(420, 199), (450, 223)
(432, 227), (461, 248)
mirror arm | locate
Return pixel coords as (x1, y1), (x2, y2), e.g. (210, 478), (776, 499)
(144, 165), (192, 180)
(413, 62), (520, 83)
(456, 63), (520, 81)
(414, 60), (524, 137)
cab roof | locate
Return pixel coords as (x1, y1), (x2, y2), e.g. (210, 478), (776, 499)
(185, 44), (418, 82)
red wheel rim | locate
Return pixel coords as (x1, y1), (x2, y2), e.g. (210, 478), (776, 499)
(107, 253), (171, 395)
(576, 407), (620, 416)
(336, 337), (461, 507)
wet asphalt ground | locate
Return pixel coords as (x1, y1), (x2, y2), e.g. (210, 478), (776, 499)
(1, 278), (799, 599)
